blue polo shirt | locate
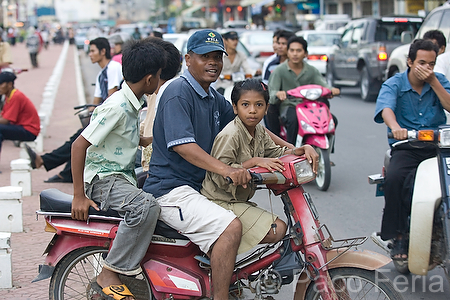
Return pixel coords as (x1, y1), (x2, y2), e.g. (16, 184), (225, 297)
(374, 70), (450, 145)
(143, 70), (235, 198)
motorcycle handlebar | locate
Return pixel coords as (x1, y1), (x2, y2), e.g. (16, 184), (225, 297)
(74, 104), (97, 110)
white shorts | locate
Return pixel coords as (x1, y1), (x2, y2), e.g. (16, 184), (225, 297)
(156, 185), (237, 253)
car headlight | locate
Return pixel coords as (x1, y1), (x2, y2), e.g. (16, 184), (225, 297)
(301, 120), (316, 133)
(300, 88), (322, 100)
(293, 159), (315, 184)
(440, 128), (450, 147)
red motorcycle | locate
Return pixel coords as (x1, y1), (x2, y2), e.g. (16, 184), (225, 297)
(34, 155), (401, 300)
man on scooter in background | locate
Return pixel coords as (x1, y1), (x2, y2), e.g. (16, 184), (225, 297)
(214, 30), (258, 95)
(268, 36), (340, 145)
(373, 39), (450, 261)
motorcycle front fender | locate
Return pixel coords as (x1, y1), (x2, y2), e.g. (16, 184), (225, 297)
(302, 134), (329, 149)
(294, 248), (391, 299)
(409, 157), (441, 276)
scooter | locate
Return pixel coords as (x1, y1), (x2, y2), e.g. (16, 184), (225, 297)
(282, 84), (336, 191)
(34, 154), (401, 300)
(369, 126), (450, 278)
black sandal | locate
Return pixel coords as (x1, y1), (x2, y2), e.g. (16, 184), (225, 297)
(390, 238), (408, 261)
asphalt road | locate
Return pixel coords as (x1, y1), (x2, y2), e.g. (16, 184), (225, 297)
(78, 50), (450, 299)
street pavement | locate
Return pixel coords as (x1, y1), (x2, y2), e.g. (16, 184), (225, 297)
(1, 41), (83, 299)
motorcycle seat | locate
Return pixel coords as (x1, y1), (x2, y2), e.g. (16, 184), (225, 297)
(39, 189), (189, 240)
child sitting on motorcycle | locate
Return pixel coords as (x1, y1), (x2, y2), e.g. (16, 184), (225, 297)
(268, 36), (340, 144)
(200, 78), (318, 254)
(70, 39), (165, 300)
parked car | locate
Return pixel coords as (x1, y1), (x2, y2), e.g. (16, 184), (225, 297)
(386, 4), (450, 79)
(296, 30), (342, 75)
(74, 28), (88, 50)
(238, 30), (274, 64)
(326, 16), (422, 101)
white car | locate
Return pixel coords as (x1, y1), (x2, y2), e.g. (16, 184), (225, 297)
(238, 30), (274, 64)
(385, 4), (450, 80)
(296, 30), (342, 75)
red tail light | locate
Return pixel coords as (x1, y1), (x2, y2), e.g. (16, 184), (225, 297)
(259, 51), (274, 57)
(378, 45), (387, 61)
(307, 55), (328, 61)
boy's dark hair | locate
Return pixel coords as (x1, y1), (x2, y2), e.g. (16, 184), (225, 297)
(277, 30), (295, 42)
(146, 37), (181, 81)
(152, 31), (163, 38)
(122, 39), (166, 83)
(273, 29), (282, 39)
(90, 37), (112, 59)
(287, 36), (308, 52)
(231, 79), (269, 106)
(408, 39), (439, 64)
(423, 30), (446, 49)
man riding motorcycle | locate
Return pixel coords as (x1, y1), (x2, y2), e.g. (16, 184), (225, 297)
(268, 35), (339, 145)
(373, 38), (450, 261)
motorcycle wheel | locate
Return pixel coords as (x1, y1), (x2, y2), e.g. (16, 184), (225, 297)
(314, 147), (331, 191)
(393, 259), (410, 275)
(305, 267), (403, 300)
(49, 246), (152, 300)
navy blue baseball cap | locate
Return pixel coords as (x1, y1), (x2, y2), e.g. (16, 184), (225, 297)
(187, 29), (228, 56)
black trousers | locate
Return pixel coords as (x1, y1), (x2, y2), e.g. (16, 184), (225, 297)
(265, 104), (281, 137)
(380, 142), (437, 240)
(29, 52), (38, 67)
(41, 128), (83, 181)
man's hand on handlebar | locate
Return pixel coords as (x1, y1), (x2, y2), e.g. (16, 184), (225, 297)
(71, 194), (99, 221)
(276, 91), (287, 101)
(331, 88), (340, 97)
(224, 166), (252, 188)
(391, 127), (408, 140)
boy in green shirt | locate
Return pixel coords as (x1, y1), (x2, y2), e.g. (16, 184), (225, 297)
(71, 39), (165, 300)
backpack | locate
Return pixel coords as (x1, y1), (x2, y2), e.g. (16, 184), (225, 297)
(26, 34), (40, 53)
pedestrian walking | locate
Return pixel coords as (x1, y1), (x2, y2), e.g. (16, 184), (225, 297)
(26, 26), (42, 68)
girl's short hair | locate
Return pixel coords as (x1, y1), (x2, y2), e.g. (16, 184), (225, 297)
(230, 79), (269, 106)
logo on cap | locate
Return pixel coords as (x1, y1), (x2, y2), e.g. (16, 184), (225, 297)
(208, 32), (216, 38)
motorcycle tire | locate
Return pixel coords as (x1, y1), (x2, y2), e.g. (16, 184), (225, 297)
(393, 259), (410, 275)
(49, 246), (152, 300)
(305, 267), (403, 300)
(314, 147), (331, 191)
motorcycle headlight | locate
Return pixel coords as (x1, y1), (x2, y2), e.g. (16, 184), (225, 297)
(301, 120), (316, 133)
(440, 128), (450, 147)
(328, 118), (335, 132)
(300, 88), (322, 100)
(293, 159), (315, 184)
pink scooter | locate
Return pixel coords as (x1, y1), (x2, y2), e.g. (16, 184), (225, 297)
(281, 84), (335, 191)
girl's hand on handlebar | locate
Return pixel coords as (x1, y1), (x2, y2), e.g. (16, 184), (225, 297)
(297, 145), (319, 174)
(253, 157), (285, 173)
(224, 166), (251, 188)
(276, 91), (287, 101)
(391, 127), (408, 140)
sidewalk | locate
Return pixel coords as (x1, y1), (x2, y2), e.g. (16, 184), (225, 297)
(1, 42), (83, 299)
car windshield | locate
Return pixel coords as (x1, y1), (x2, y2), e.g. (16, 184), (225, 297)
(306, 33), (341, 46)
(375, 21), (422, 42)
(246, 32), (273, 45)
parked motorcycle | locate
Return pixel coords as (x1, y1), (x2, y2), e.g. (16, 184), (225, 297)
(369, 126), (450, 278)
(34, 154), (401, 300)
(281, 84), (336, 191)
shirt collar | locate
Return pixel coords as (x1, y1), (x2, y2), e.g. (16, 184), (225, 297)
(181, 70), (214, 100)
(285, 60), (309, 74)
(234, 116), (265, 144)
(122, 81), (144, 111)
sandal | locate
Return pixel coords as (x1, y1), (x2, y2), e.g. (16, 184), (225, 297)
(390, 238), (408, 261)
(91, 281), (135, 300)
